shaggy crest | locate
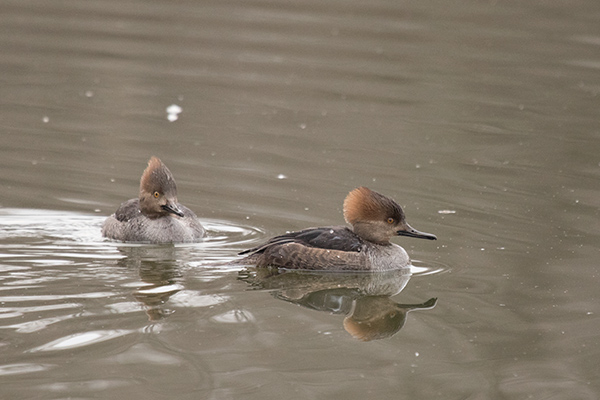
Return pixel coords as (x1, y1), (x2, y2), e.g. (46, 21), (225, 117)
(140, 156), (177, 196)
(343, 187), (404, 225)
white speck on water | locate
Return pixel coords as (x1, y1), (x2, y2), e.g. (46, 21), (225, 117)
(299, 123), (307, 129)
(110, 178), (115, 183)
(415, 352), (419, 357)
(166, 104), (182, 122)
(438, 210), (456, 214)
(277, 174), (287, 180)
(85, 90), (94, 98)
(42, 116), (49, 123)
(304, 207), (309, 211)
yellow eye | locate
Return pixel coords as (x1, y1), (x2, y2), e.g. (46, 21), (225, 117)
(153, 191), (160, 198)
(387, 217), (395, 224)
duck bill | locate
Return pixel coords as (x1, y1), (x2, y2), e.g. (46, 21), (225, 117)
(161, 202), (184, 217)
(396, 223), (437, 240)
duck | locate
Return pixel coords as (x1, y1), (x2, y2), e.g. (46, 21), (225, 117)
(101, 156), (205, 243)
(237, 187), (436, 270)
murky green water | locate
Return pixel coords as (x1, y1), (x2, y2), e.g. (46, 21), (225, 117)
(1, 0), (599, 399)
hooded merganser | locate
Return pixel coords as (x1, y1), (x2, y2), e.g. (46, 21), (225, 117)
(237, 187), (437, 271)
(101, 157), (205, 243)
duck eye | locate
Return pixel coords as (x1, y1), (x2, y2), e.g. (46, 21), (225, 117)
(153, 191), (160, 198)
(387, 217), (395, 224)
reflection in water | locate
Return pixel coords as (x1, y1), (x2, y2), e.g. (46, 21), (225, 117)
(239, 268), (437, 341)
(344, 297), (437, 342)
(115, 246), (184, 321)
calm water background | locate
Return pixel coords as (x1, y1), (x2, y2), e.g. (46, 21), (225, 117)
(1, 0), (599, 399)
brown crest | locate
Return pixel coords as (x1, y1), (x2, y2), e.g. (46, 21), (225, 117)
(139, 156), (177, 195)
(343, 187), (404, 224)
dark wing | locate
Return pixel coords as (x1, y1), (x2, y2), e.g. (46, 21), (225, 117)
(239, 226), (364, 255)
(113, 198), (141, 222)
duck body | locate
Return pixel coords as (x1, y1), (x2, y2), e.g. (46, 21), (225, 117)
(239, 226), (409, 271)
(102, 198), (204, 243)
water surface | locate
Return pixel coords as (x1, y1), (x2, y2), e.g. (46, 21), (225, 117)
(1, 0), (599, 399)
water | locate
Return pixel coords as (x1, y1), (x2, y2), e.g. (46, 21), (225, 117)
(1, 0), (599, 399)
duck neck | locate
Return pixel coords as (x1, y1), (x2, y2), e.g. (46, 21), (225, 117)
(352, 222), (392, 245)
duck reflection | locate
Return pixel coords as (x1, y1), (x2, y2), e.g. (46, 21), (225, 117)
(116, 246), (184, 321)
(239, 267), (437, 341)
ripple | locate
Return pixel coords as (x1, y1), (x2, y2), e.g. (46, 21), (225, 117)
(5, 315), (76, 333)
(210, 309), (256, 324)
(0, 208), (265, 271)
(169, 291), (228, 308)
(410, 259), (451, 276)
(28, 329), (133, 352)
(0, 363), (55, 376)
(37, 379), (131, 392)
(136, 283), (185, 295)
(0, 292), (114, 302)
(197, 219), (264, 248)
(0, 208), (104, 242)
(1, 302), (80, 315)
(105, 343), (182, 365)
(0, 208), (262, 247)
